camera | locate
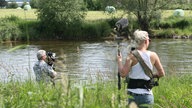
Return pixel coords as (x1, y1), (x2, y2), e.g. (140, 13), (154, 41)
(131, 47), (135, 51)
(46, 52), (56, 67)
(47, 52), (56, 61)
(146, 78), (159, 90)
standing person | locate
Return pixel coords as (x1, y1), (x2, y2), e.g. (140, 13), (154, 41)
(117, 30), (165, 107)
(33, 50), (57, 84)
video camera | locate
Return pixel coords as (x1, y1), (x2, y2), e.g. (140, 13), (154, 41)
(46, 52), (56, 67)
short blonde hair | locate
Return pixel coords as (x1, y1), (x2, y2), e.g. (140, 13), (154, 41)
(37, 50), (46, 60)
(134, 29), (149, 46)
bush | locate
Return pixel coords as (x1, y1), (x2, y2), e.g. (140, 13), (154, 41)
(0, 16), (22, 42)
(153, 29), (175, 38)
(158, 17), (191, 29)
(0, 0), (7, 8)
(159, 21), (172, 28)
(81, 20), (111, 40)
(37, 0), (86, 40)
(3, 15), (21, 22)
(18, 20), (40, 41)
(7, 2), (18, 9)
(30, 0), (39, 8)
(35, 19), (112, 41)
(173, 19), (190, 29)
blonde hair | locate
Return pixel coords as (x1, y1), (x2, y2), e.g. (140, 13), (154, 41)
(37, 50), (46, 60)
(133, 29), (149, 46)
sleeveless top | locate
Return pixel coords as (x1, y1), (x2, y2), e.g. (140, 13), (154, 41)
(128, 50), (153, 95)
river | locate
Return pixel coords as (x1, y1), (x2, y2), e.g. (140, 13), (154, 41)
(0, 39), (191, 82)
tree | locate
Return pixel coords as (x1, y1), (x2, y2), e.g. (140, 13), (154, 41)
(7, 1), (18, 9)
(0, 0), (7, 8)
(99, 0), (121, 10)
(37, 0), (86, 38)
(83, 0), (102, 10)
(120, 0), (173, 32)
(100, 0), (173, 33)
(21, 2), (28, 9)
(30, 0), (39, 8)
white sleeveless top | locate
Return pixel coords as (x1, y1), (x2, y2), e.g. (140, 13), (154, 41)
(128, 50), (153, 95)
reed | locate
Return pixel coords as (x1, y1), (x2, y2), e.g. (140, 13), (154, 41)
(153, 74), (192, 108)
(0, 70), (191, 108)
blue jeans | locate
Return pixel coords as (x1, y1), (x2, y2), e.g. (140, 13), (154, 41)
(128, 92), (154, 108)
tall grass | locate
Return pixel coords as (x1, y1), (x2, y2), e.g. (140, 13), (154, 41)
(0, 15), (22, 42)
(153, 74), (192, 108)
(0, 73), (191, 108)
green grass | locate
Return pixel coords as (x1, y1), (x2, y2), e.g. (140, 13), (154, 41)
(0, 9), (38, 20)
(153, 75), (192, 107)
(0, 9), (163, 20)
(161, 10), (192, 18)
(2, 9), (192, 21)
(85, 10), (127, 21)
(0, 9), (125, 20)
(0, 74), (191, 108)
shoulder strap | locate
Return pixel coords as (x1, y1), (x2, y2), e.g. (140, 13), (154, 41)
(132, 50), (153, 79)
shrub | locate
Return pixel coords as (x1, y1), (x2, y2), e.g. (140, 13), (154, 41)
(7, 1), (18, 9)
(173, 19), (190, 29)
(3, 15), (21, 22)
(18, 20), (40, 41)
(0, 17), (21, 42)
(81, 20), (111, 40)
(153, 29), (175, 38)
(37, 0), (86, 39)
(158, 17), (191, 29)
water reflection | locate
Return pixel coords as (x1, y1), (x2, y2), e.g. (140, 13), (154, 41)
(0, 39), (191, 82)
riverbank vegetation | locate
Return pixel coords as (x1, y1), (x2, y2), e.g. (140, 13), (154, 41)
(1, 0), (192, 42)
(1, 9), (192, 42)
(0, 74), (191, 108)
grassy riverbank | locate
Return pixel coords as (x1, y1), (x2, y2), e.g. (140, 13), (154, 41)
(0, 74), (191, 108)
(1, 9), (192, 41)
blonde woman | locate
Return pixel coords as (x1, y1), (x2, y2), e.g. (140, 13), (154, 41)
(117, 30), (165, 107)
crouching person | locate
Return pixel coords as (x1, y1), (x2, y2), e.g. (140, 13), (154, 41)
(33, 50), (57, 84)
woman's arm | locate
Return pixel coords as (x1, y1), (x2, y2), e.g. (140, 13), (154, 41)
(117, 53), (132, 78)
(152, 52), (165, 78)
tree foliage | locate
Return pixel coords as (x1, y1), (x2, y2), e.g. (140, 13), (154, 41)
(99, 0), (124, 10)
(100, 0), (173, 33)
(83, 0), (102, 10)
(30, 0), (39, 8)
(7, 1), (18, 9)
(120, 0), (173, 32)
(0, 0), (7, 8)
(37, 0), (86, 38)
(21, 2), (28, 9)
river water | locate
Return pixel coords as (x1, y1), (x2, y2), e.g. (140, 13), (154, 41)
(0, 39), (191, 82)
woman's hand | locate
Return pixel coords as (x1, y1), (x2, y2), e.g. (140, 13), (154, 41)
(117, 52), (122, 62)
